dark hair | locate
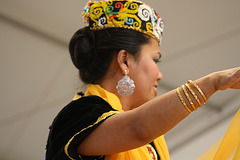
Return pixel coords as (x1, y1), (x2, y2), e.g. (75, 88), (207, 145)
(69, 26), (151, 84)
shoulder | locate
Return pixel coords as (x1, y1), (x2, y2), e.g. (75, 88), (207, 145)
(46, 95), (119, 159)
(51, 95), (116, 133)
(56, 95), (114, 119)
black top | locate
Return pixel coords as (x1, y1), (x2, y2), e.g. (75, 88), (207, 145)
(45, 95), (118, 160)
(45, 95), (160, 160)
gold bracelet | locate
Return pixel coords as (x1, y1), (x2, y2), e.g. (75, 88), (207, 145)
(182, 85), (196, 111)
(188, 80), (207, 104)
(185, 83), (202, 107)
(176, 87), (192, 113)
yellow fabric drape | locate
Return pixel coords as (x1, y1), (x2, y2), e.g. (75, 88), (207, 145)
(75, 84), (170, 160)
(196, 109), (240, 160)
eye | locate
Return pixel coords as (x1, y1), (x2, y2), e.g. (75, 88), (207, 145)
(153, 58), (161, 63)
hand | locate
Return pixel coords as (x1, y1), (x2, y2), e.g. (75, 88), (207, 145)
(211, 67), (240, 90)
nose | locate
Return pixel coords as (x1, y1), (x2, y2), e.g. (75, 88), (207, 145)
(157, 71), (163, 82)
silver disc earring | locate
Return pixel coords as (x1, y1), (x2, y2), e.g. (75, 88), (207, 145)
(116, 70), (135, 96)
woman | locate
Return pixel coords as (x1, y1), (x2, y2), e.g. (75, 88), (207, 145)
(45, 0), (240, 160)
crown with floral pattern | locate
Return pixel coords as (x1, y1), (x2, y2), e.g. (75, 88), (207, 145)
(82, 0), (164, 45)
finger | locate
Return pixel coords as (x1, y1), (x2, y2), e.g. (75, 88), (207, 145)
(229, 67), (240, 89)
(230, 82), (240, 89)
(234, 68), (240, 78)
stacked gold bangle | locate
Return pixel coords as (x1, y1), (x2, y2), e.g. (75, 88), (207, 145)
(188, 80), (207, 104)
(176, 87), (192, 113)
(176, 80), (207, 113)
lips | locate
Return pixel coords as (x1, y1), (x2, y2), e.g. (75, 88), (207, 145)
(153, 85), (158, 96)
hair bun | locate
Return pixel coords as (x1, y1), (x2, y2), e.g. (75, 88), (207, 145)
(69, 27), (96, 70)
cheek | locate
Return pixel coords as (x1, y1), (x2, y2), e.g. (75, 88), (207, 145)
(133, 62), (158, 87)
(142, 61), (158, 78)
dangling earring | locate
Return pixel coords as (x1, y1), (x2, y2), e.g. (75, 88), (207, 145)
(116, 69), (135, 96)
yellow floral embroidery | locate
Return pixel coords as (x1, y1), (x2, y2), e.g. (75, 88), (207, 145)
(82, 0), (164, 45)
(146, 22), (153, 34)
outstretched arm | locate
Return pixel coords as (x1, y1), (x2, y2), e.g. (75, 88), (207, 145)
(78, 67), (240, 156)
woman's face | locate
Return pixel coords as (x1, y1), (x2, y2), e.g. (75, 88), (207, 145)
(128, 38), (162, 108)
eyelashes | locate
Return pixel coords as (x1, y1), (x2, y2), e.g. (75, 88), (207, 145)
(153, 58), (162, 63)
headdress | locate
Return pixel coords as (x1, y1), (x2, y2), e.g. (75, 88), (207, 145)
(82, 0), (164, 45)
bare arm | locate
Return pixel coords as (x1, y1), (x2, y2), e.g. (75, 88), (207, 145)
(77, 67), (240, 155)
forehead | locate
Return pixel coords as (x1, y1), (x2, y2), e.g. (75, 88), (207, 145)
(140, 38), (161, 56)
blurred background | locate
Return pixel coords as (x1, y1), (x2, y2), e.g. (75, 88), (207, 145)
(0, 0), (240, 159)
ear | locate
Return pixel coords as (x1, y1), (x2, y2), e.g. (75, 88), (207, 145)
(116, 49), (131, 74)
